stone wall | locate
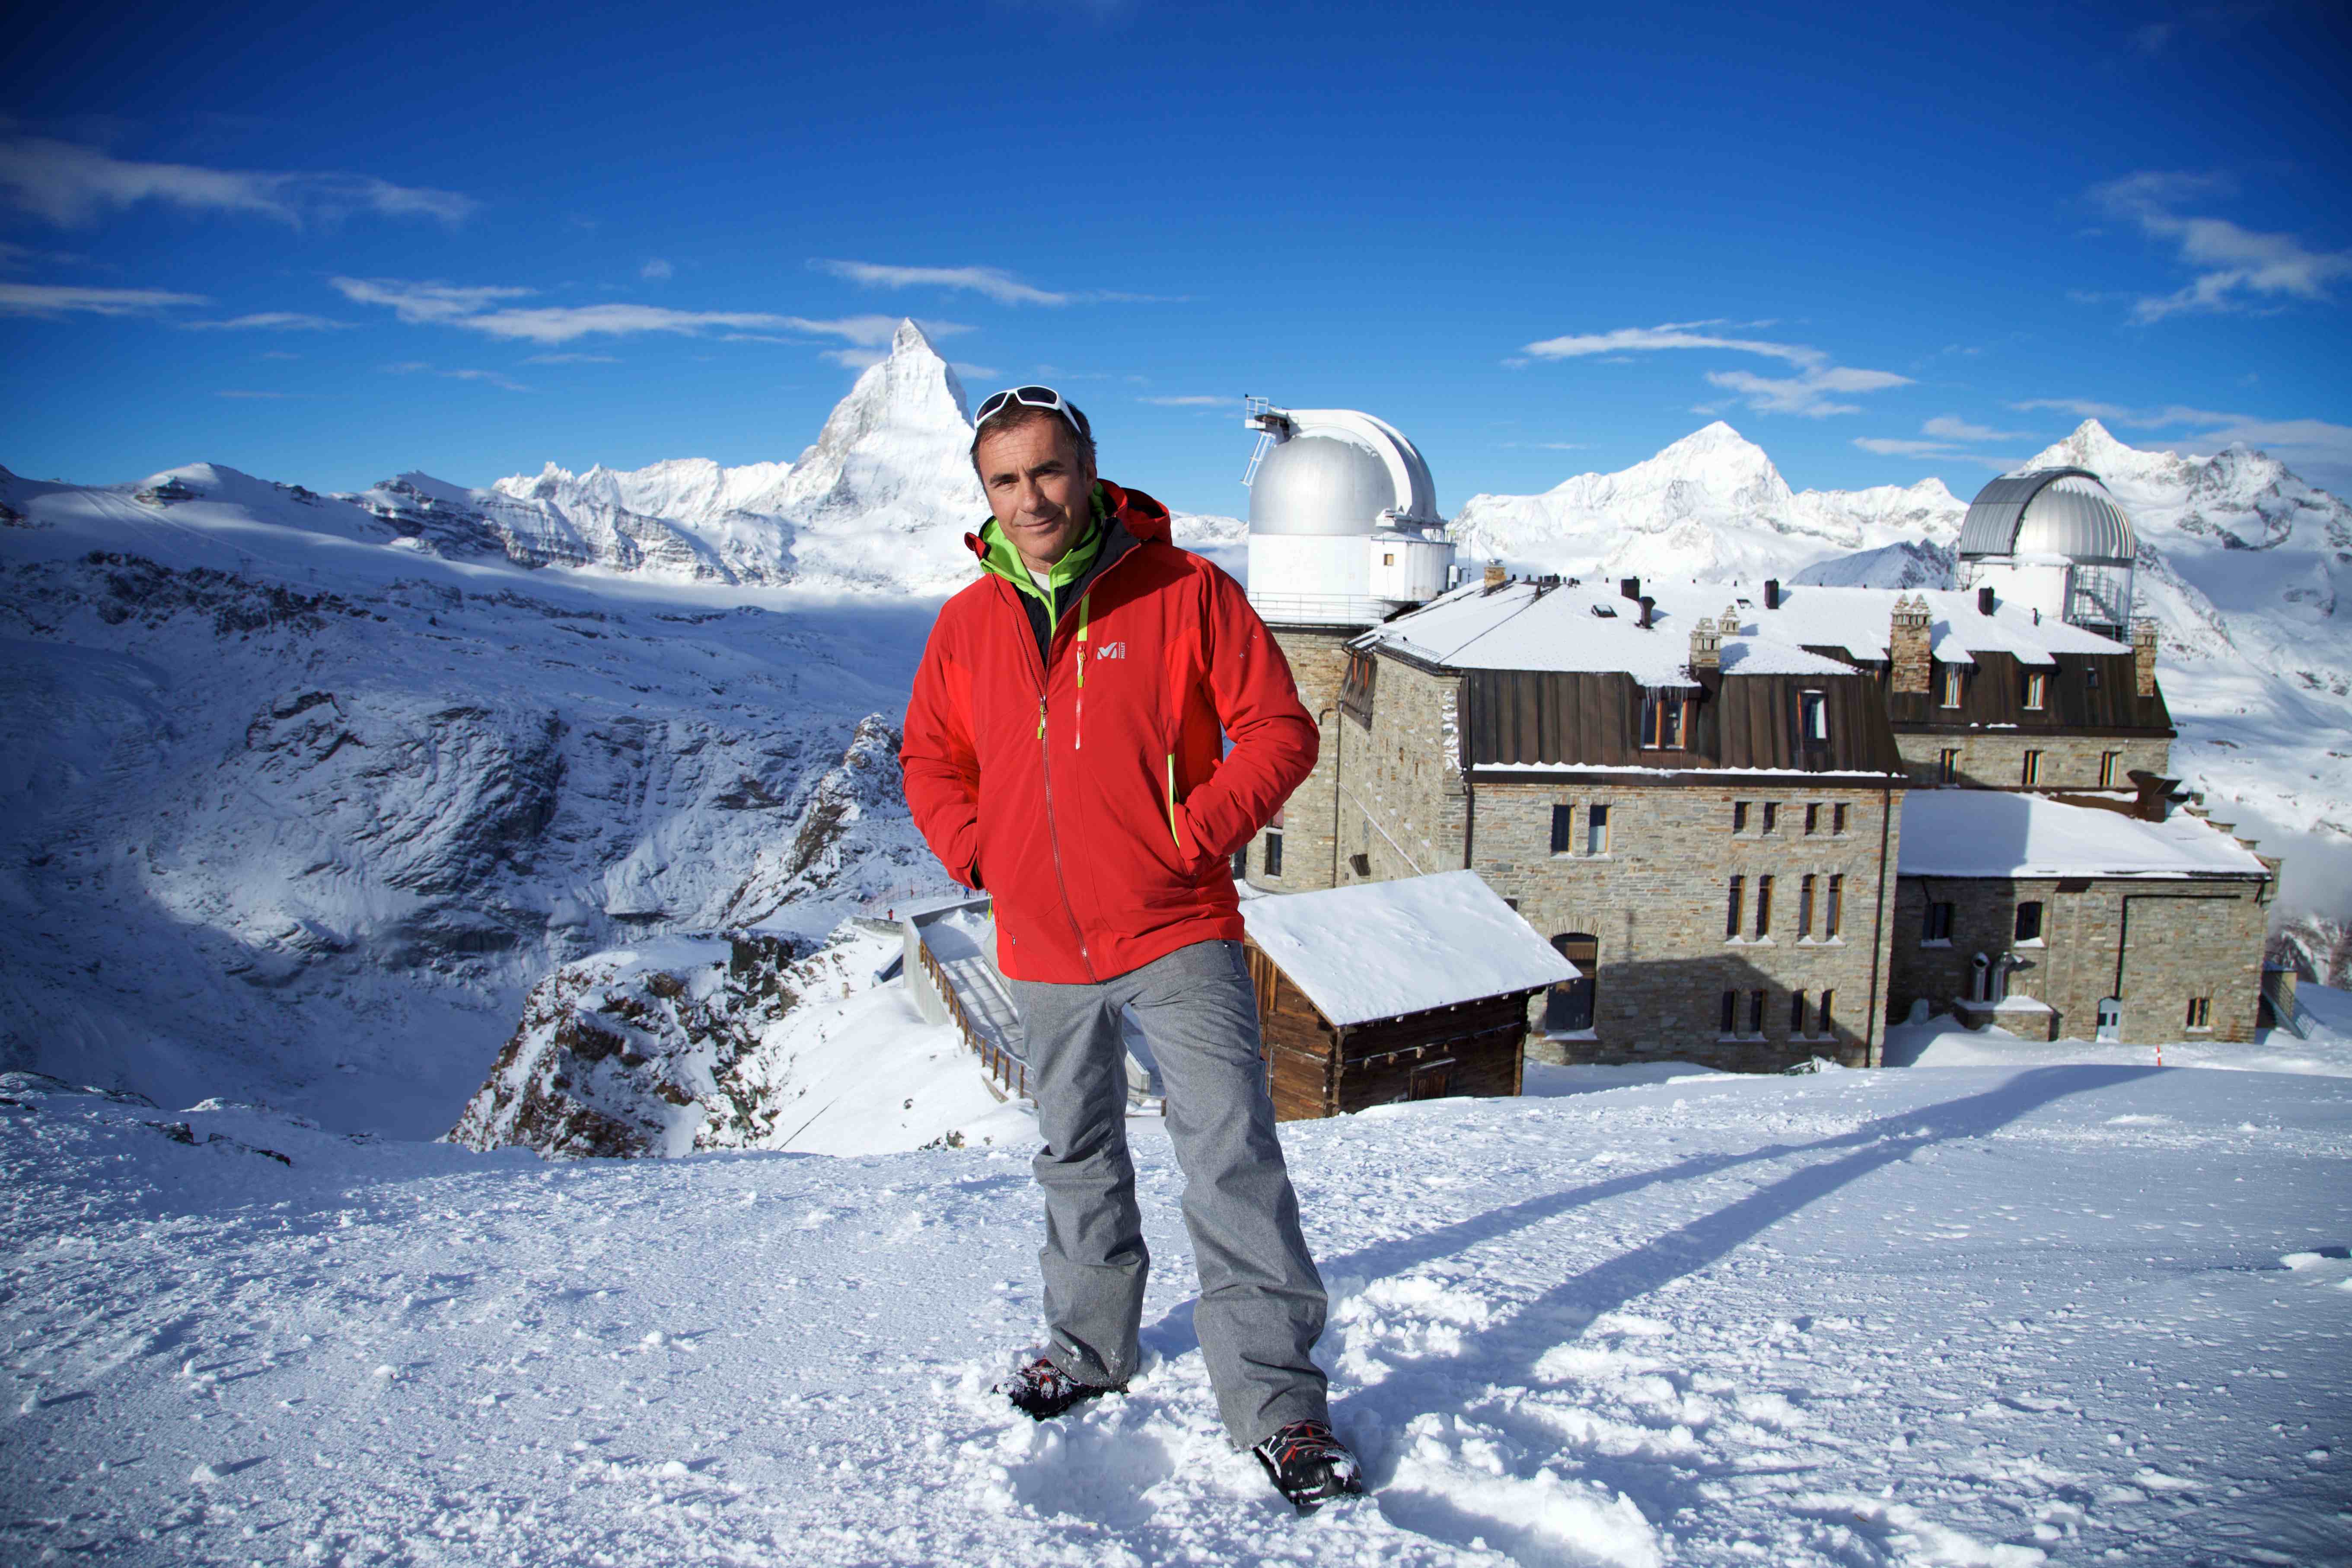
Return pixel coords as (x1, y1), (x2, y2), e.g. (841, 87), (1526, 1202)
(1889, 872), (2270, 1045)
(1473, 779), (1902, 1071)
(1240, 627), (1354, 892)
(1333, 654), (1469, 883)
(1892, 733), (2172, 792)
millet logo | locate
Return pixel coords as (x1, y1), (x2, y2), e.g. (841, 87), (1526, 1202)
(1094, 641), (1128, 660)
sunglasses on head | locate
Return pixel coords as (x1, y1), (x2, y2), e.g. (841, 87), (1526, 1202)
(975, 385), (1089, 439)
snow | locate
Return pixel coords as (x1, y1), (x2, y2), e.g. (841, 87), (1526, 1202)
(1239, 870), (1577, 1026)
(5, 1043), (2349, 1564)
(1884, 983), (2352, 1077)
(1364, 578), (2113, 684)
(1896, 792), (2271, 880)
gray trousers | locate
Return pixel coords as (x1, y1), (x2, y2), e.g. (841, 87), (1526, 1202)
(1006, 938), (1329, 1447)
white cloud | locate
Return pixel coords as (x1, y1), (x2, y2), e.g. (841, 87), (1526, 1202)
(641, 258), (673, 280)
(1922, 414), (2034, 442)
(950, 362), (998, 379)
(1138, 395), (1228, 407)
(215, 389), (306, 399)
(258, 350), (300, 360)
(2092, 172), (2352, 322)
(817, 259), (1067, 306)
(330, 277), (534, 323)
(1528, 319), (1909, 417)
(1522, 320), (1822, 365)
(180, 311), (352, 331)
(0, 137), (475, 227)
(2008, 398), (2250, 428)
(1704, 364), (1911, 418)
(382, 361), (528, 392)
(0, 281), (207, 317)
(821, 347), (886, 369)
(523, 352), (619, 364)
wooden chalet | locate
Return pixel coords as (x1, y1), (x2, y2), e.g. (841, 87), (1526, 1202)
(1237, 870), (1578, 1120)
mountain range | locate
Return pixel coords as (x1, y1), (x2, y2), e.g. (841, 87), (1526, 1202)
(4, 317), (2347, 1132)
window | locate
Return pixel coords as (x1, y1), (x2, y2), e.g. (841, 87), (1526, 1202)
(1819, 989), (1836, 1036)
(1799, 874), (1817, 938)
(2185, 996), (2211, 1030)
(1755, 874), (1774, 937)
(1726, 876), (1745, 939)
(1348, 852), (1370, 877)
(2014, 900), (2043, 943)
(1640, 689), (1687, 749)
(1804, 803), (1820, 836)
(1761, 802), (1779, 835)
(2087, 661), (2102, 689)
(1733, 800), (1750, 833)
(1923, 900), (1954, 942)
(1550, 804), (1574, 854)
(1585, 805), (1610, 855)
(1826, 875), (1844, 939)
(1381, 551), (1396, 566)
(1231, 846), (1248, 879)
(2100, 751), (2123, 789)
(2024, 670), (2048, 710)
(1747, 989), (1767, 1036)
(1833, 802), (1849, 835)
(1799, 689), (1828, 743)
(1545, 934), (1598, 1033)
(2021, 749), (2043, 787)
(1720, 990), (1739, 1034)
(1940, 665), (1964, 708)
(1263, 828), (1284, 877)
(1790, 991), (1809, 1035)
(1408, 1062), (1453, 1099)
(1938, 748), (1960, 785)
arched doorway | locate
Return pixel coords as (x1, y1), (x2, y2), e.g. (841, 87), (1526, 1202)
(1546, 933), (1599, 1034)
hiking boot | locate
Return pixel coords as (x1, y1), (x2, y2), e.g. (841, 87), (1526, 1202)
(995, 1355), (1125, 1420)
(1252, 1419), (1367, 1512)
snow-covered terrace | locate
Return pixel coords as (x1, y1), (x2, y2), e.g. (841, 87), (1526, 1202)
(1363, 578), (2129, 684)
(1897, 791), (2270, 880)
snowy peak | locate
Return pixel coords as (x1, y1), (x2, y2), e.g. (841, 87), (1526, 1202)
(2020, 420), (2198, 489)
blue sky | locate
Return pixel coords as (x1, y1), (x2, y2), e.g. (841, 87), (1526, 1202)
(5, 0), (2349, 513)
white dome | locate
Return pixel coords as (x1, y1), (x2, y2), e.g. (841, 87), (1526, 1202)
(1247, 408), (1438, 536)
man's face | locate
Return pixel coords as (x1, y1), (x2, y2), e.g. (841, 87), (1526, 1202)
(975, 415), (1094, 574)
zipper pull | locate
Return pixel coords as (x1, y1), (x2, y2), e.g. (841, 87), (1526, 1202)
(1037, 695), (1045, 741)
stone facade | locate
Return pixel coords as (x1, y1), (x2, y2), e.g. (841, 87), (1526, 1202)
(1241, 627), (1354, 892)
(1310, 656), (1900, 1071)
(1890, 870), (2271, 1045)
(1892, 733), (2174, 791)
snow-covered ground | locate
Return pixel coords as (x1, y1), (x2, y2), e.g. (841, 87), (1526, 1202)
(7, 1000), (2350, 1566)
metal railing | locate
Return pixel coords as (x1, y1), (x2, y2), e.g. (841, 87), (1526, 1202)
(917, 938), (1029, 1102)
(2262, 969), (2315, 1039)
(1246, 592), (1396, 625)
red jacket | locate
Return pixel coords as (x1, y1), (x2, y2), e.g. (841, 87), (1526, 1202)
(900, 481), (1318, 984)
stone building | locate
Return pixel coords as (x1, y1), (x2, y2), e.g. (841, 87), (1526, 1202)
(1890, 791), (2276, 1045)
(1230, 430), (2280, 1068)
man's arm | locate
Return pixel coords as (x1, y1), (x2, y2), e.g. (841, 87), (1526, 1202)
(899, 619), (985, 889)
(1179, 566), (1319, 862)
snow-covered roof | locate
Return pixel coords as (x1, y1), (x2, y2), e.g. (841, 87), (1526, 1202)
(1238, 870), (1578, 1027)
(1897, 792), (2269, 880)
(1362, 579), (2127, 683)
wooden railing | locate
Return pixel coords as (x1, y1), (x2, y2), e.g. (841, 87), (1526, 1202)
(916, 938), (1029, 1102)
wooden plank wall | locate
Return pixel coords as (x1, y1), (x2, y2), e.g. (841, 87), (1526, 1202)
(1883, 650), (2169, 733)
(1462, 669), (1906, 775)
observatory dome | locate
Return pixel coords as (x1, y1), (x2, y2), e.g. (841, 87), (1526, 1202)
(1246, 409), (1438, 537)
(1958, 468), (2137, 566)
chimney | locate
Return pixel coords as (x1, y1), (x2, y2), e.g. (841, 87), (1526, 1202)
(1620, 576), (1641, 601)
(1689, 612), (1722, 671)
(2127, 768), (2179, 822)
(1483, 563), (1507, 590)
(2132, 618), (2159, 697)
(1889, 593), (1932, 695)
(1977, 585), (1996, 616)
(1764, 579), (1780, 611)
(1637, 595), (1655, 630)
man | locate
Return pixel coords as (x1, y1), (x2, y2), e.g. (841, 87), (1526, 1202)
(899, 386), (1364, 1511)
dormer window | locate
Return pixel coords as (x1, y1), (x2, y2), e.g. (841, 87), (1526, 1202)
(1799, 690), (1828, 744)
(1940, 666), (1964, 709)
(1640, 688), (1688, 749)
(2024, 671), (2048, 710)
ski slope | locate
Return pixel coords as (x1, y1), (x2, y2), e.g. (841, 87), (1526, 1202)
(5, 1043), (2347, 1566)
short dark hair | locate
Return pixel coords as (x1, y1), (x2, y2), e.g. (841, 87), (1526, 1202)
(969, 401), (1096, 476)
